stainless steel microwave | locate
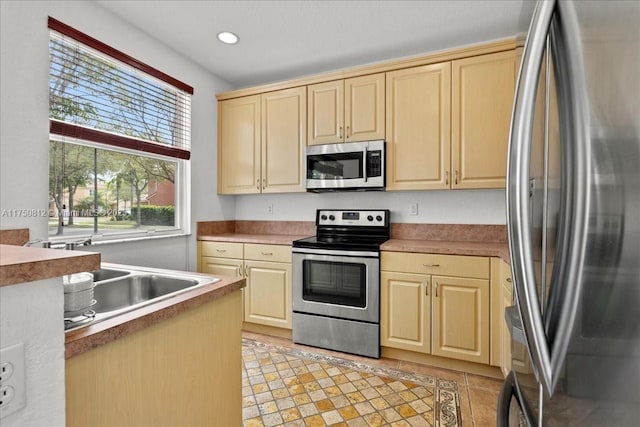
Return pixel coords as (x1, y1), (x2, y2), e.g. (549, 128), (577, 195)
(306, 140), (385, 192)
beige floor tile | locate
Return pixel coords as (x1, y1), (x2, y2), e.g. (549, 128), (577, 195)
(468, 384), (499, 426)
(466, 373), (504, 393)
(397, 360), (467, 386)
(456, 384), (474, 427)
(242, 333), (471, 427)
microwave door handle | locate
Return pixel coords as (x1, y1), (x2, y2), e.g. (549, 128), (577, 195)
(363, 146), (368, 182)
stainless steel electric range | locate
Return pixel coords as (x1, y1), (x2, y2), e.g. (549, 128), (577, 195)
(292, 209), (390, 358)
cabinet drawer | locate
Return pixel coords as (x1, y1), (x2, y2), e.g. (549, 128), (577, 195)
(200, 241), (243, 258)
(381, 252), (489, 279)
(244, 244), (291, 263)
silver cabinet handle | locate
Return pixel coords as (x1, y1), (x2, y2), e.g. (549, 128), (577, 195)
(261, 252), (273, 256)
(434, 282), (439, 298)
(454, 170), (458, 185)
(216, 249), (227, 253)
(339, 126), (343, 139)
(256, 179), (260, 190)
(262, 178), (266, 189)
(445, 171), (449, 186)
(236, 266), (241, 277)
(346, 126), (350, 138)
(244, 265), (249, 277)
(422, 263), (440, 268)
(506, 277), (512, 283)
(425, 282), (429, 296)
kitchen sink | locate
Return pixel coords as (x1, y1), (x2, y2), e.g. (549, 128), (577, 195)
(91, 267), (130, 282)
(65, 264), (220, 331)
(93, 275), (200, 313)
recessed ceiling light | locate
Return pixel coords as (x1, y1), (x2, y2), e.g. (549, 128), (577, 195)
(217, 31), (239, 44)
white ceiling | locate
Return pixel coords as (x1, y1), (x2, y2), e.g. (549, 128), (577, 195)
(96, 0), (535, 89)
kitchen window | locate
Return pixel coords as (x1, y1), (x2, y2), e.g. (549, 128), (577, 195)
(48, 17), (193, 242)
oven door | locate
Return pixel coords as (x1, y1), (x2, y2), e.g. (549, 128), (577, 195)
(292, 248), (379, 323)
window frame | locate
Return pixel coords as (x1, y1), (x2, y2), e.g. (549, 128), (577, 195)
(47, 17), (193, 244)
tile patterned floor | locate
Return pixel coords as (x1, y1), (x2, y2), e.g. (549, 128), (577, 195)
(242, 338), (462, 427)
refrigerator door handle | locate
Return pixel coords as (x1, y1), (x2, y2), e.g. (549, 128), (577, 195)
(543, 0), (591, 394)
(507, 0), (556, 394)
(508, 0), (591, 397)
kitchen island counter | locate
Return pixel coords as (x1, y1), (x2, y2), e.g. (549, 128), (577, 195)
(0, 243), (100, 286)
(64, 266), (245, 358)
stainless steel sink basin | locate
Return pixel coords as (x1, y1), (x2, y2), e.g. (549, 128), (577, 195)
(93, 275), (199, 313)
(65, 264), (220, 331)
(91, 268), (130, 282)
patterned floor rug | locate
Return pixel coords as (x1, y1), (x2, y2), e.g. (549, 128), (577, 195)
(242, 338), (461, 427)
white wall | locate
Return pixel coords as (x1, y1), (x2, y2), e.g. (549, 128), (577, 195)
(0, 278), (65, 426)
(236, 190), (506, 224)
(0, 0), (507, 279)
(0, 0), (234, 273)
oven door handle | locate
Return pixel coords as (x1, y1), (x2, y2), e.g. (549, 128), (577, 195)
(292, 247), (379, 258)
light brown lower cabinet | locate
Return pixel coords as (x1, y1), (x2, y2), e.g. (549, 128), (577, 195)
(66, 289), (243, 427)
(198, 241), (292, 330)
(381, 252), (490, 365)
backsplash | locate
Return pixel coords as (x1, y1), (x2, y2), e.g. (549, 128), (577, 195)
(197, 220), (315, 237)
(197, 220), (506, 243)
(391, 223), (507, 242)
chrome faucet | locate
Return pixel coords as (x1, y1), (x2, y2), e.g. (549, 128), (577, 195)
(65, 238), (92, 250)
(24, 238), (92, 250)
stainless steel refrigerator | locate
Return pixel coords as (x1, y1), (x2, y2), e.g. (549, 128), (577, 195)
(499, 0), (640, 425)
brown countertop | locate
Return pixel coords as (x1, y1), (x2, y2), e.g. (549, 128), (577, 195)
(381, 239), (510, 262)
(65, 264), (246, 358)
(196, 220), (511, 262)
(198, 233), (308, 245)
(0, 244), (101, 286)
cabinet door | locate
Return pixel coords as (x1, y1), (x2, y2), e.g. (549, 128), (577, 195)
(381, 271), (431, 353)
(200, 257), (243, 277)
(432, 275), (490, 364)
(261, 87), (307, 193)
(244, 260), (292, 329)
(344, 73), (385, 142)
(385, 63), (451, 190)
(218, 95), (261, 194)
(307, 80), (344, 145)
(451, 50), (516, 189)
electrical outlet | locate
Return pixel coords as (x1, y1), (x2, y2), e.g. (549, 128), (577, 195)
(267, 203), (274, 215)
(409, 202), (418, 216)
(0, 343), (26, 419)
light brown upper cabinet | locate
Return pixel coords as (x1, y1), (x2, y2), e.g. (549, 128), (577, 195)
(218, 87), (306, 194)
(386, 63), (452, 190)
(218, 95), (261, 194)
(307, 73), (385, 145)
(451, 50), (517, 189)
(386, 50), (517, 191)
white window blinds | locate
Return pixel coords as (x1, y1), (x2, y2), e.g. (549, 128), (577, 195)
(48, 17), (193, 159)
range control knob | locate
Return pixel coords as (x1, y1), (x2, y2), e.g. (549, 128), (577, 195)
(376, 215), (383, 222)
(320, 214), (327, 221)
(367, 215), (374, 222)
(329, 215), (335, 221)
